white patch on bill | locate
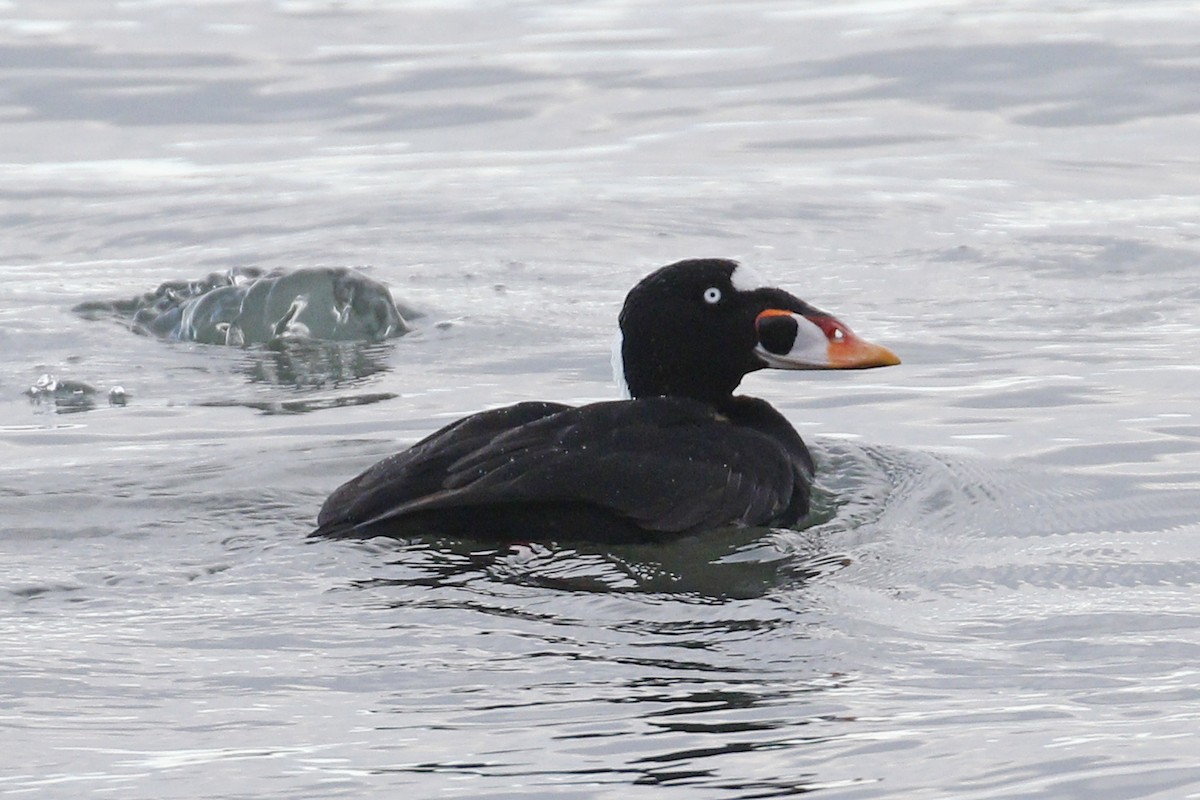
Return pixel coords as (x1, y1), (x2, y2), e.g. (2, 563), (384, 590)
(753, 313), (830, 369)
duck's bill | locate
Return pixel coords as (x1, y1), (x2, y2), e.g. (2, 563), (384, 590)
(753, 309), (901, 370)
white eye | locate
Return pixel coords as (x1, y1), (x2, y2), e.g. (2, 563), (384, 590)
(703, 287), (722, 305)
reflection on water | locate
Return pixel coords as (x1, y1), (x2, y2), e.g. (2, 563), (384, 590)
(339, 520), (848, 600)
(197, 391), (399, 415)
(20, 339), (401, 415)
(211, 340), (400, 412)
(239, 339), (393, 389)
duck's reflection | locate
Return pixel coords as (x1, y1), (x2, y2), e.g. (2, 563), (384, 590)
(327, 520), (839, 601)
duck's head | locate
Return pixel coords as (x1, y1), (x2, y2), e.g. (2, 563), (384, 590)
(616, 258), (900, 404)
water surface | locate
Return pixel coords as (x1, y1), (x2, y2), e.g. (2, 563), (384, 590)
(2, 1), (1199, 797)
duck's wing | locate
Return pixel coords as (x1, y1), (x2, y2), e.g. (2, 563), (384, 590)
(314, 401), (571, 534)
(352, 398), (803, 535)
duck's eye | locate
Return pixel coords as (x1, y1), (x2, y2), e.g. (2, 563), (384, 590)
(703, 287), (722, 305)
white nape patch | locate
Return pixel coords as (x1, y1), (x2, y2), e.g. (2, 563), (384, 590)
(611, 330), (631, 398)
(729, 262), (770, 293)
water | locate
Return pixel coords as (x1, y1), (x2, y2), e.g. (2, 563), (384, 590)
(3, 1), (1200, 797)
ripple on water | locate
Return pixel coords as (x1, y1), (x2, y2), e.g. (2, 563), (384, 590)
(4, 426), (1199, 798)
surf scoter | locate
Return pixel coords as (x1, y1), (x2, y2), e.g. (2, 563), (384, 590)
(313, 258), (899, 542)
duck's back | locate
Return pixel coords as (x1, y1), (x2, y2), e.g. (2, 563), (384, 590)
(315, 401), (569, 535)
(314, 396), (813, 543)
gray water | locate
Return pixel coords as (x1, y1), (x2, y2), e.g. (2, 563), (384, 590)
(3, 1), (1200, 797)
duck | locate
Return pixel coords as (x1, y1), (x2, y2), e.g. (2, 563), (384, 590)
(313, 258), (899, 543)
